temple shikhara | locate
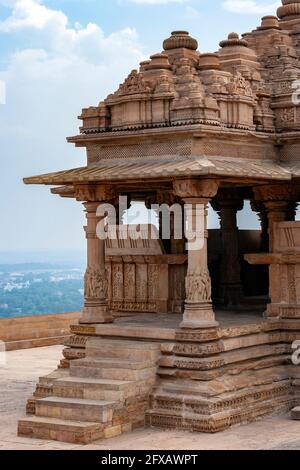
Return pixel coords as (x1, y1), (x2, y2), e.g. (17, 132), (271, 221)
(17, 1), (300, 444)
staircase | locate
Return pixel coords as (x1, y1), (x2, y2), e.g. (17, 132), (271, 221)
(18, 339), (161, 444)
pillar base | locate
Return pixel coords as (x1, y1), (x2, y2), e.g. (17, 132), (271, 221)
(266, 303), (300, 319)
(180, 303), (219, 329)
(80, 303), (113, 324)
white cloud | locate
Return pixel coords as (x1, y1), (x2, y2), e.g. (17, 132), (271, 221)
(185, 5), (201, 19)
(0, 0), (146, 251)
(0, 0), (66, 32)
(223, 0), (280, 15)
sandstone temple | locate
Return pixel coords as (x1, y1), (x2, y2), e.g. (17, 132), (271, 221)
(17, 1), (300, 444)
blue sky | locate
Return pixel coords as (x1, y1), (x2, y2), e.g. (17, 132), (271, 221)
(0, 0), (282, 256)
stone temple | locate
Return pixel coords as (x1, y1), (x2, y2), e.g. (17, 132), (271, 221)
(17, 1), (300, 444)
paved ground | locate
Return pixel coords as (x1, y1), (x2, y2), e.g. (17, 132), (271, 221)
(0, 345), (300, 450)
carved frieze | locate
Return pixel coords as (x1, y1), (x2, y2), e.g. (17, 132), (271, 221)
(173, 341), (224, 357)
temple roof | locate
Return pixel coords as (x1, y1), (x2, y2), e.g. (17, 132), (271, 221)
(24, 1), (300, 189)
(23, 157), (292, 185)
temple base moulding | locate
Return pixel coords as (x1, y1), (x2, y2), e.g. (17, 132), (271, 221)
(267, 304), (300, 319)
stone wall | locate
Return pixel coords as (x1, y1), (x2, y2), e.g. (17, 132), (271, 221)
(0, 312), (80, 351)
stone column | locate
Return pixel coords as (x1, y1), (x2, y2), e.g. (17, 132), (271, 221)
(254, 183), (299, 253)
(254, 185), (300, 252)
(156, 190), (186, 254)
(250, 201), (269, 252)
(75, 184), (115, 324)
(212, 192), (244, 307)
(174, 179), (219, 329)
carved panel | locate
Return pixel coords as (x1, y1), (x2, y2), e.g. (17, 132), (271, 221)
(148, 264), (159, 301)
(136, 264), (148, 302)
(124, 264), (136, 301)
(186, 267), (212, 303)
(112, 263), (124, 301)
(84, 267), (108, 300)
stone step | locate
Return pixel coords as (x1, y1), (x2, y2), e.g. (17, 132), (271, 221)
(291, 407), (300, 420)
(53, 376), (136, 401)
(72, 357), (156, 370)
(35, 396), (115, 423)
(18, 416), (104, 444)
(86, 338), (161, 361)
(70, 358), (157, 381)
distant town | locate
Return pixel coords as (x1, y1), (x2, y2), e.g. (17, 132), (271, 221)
(0, 262), (84, 317)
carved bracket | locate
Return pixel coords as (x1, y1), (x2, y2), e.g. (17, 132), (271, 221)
(75, 184), (116, 203)
(173, 179), (219, 200)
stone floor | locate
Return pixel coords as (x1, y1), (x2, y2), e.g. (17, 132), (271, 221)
(116, 310), (264, 328)
(1, 345), (300, 450)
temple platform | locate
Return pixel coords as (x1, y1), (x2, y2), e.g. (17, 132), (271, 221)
(70, 309), (266, 342)
(2, 345), (300, 450)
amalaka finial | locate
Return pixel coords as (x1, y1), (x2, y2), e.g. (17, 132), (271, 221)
(163, 30), (198, 51)
(219, 32), (248, 48)
(277, 0), (300, 20)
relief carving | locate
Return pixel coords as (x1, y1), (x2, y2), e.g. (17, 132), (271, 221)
(110, 70), (152, 98)
(84, 267), (108, 300)
(225, 72), (253, 98)
(185, 267), (212, 303)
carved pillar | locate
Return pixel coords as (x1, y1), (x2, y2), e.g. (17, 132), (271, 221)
(75, 184), (115, 324)
(254, 185), (300, 252)
(156, 191), (186, 254)
(250, 201), (269, 252)
(212, 191), (244, 307)
(174, 179), (219, 329)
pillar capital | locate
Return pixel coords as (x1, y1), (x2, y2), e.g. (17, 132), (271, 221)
(253, 184), (300, 203)
(74, 184), (116, 203)
(254, 184), (299, 251)
(173, 179), (219, 202)
(156, 190), (183, 206)
(211, 188), (244, 213)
